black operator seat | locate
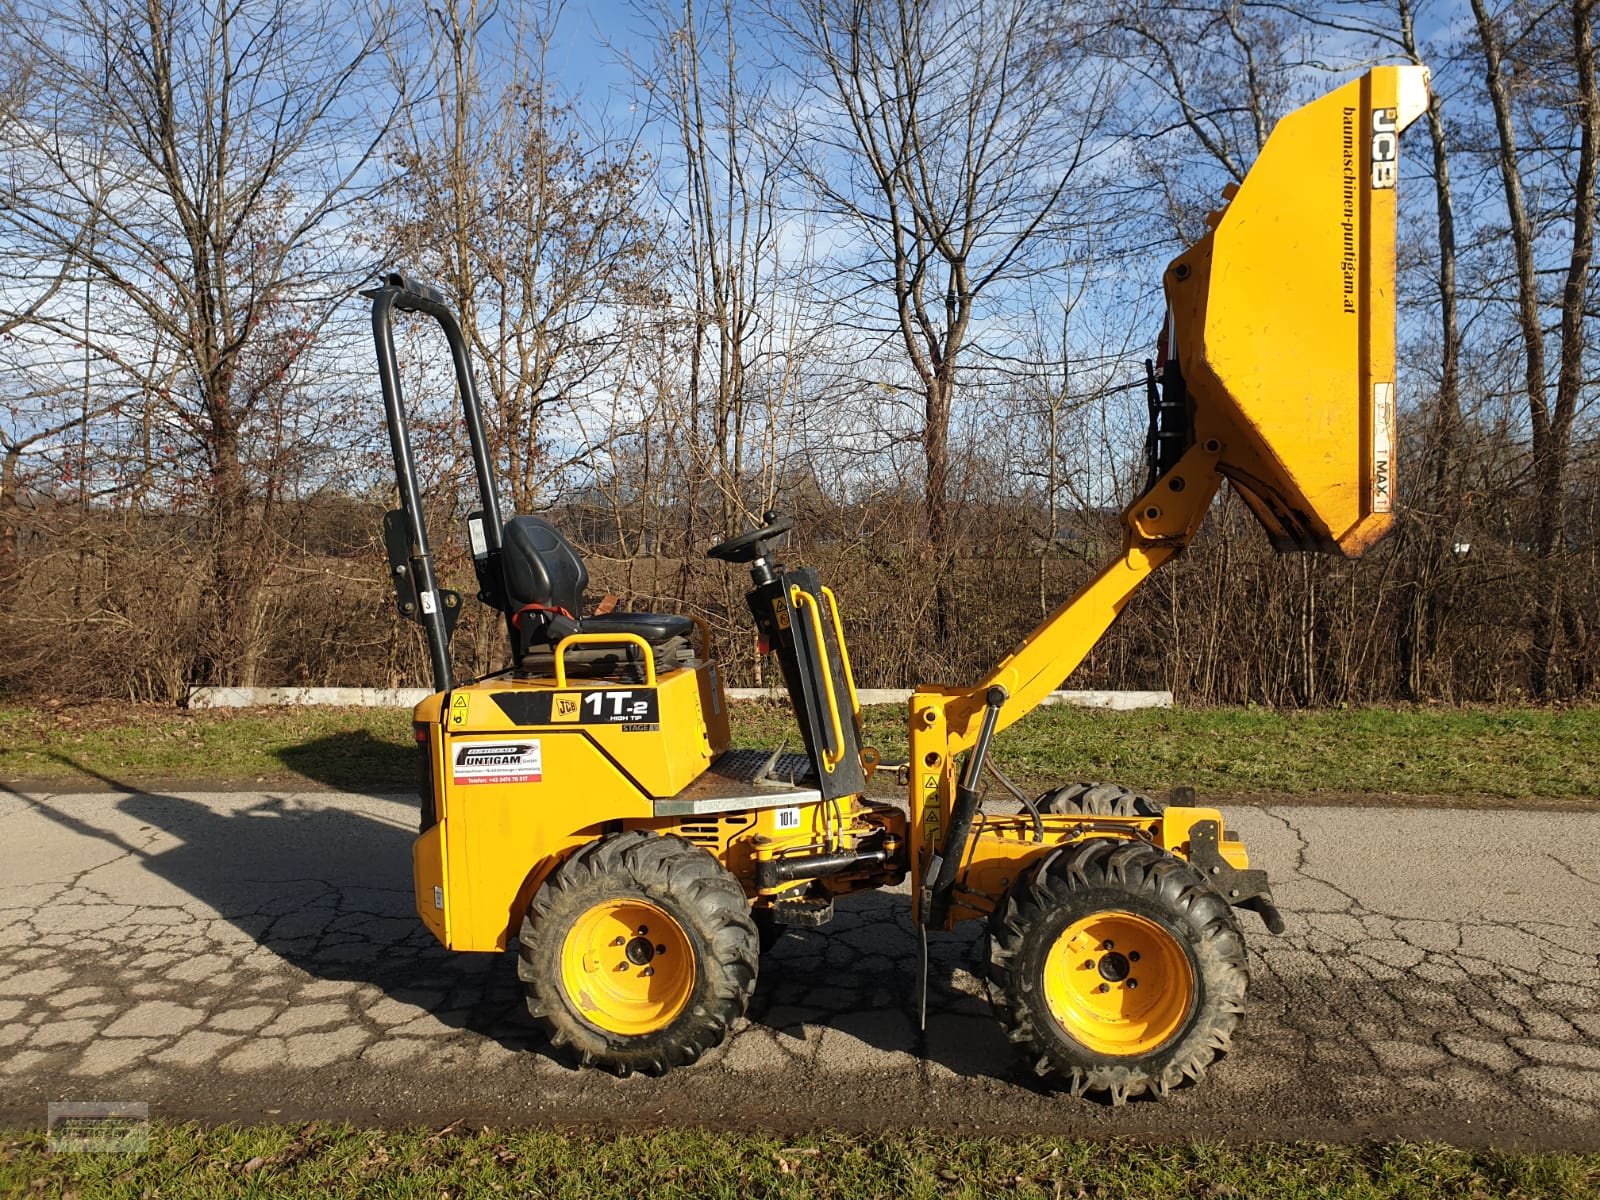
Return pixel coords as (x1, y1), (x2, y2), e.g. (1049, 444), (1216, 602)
(500, 516), (695, 681)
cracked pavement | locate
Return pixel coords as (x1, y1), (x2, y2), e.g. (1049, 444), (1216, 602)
(1, 786), (1596, 1147)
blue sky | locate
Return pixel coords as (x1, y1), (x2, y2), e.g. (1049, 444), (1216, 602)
(548, 3), (636, 105)
(526, 2), (663, 124)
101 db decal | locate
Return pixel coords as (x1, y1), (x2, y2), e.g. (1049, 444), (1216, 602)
(453, 741), (542, 785)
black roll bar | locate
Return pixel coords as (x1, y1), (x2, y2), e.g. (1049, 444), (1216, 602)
(366, 271), (510, 692)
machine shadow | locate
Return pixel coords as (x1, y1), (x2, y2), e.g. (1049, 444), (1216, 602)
(27, 755), (542, 1056)
(747, 888), (1054, 1091)
(272, 730), (415, 793)
(25, 753), (1046, 1086)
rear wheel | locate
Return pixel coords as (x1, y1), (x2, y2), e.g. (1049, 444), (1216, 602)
(987, 839), (1248, 1103)
(1038, 782), (1165, 818)
(518, 831), (758, 1075)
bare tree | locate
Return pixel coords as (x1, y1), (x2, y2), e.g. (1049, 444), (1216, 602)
(0, 10), (113, 605)
(0, 0), (402, 685)
(635, 0), (807, 543)
(0, 392), (127, 604)
(1391, 1), (1465, 491)
(1470, 0), (1599, 695)
(778, 0), (1111, 640)
(388, 0), (663, 516)
(1104, 1), (1314, 246)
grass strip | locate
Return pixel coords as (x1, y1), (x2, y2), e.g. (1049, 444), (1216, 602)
(2, 1124), (1596, 1200)
(3, 700), (1598, 801)
(0, 703), (416, 791)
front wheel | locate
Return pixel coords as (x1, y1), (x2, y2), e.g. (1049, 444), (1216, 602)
(987, 838), (1248, 1103)
(517, 831), (758, 1075)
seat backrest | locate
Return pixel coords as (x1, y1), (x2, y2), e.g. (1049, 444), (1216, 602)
(500, 515), (587, 615)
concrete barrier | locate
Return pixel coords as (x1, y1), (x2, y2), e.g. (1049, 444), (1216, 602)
(188, 686), (433, 709)
(188, 684), (1172, 711)
(727, 688), (1171, 709)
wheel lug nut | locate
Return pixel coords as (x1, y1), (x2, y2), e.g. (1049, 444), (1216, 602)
(611, 936), (625, 946)
(656, 944), (667, 955)
(1102, 940), (1114, 950)
(638, 926), (649, 936)
(1129, 951), (1140, 963)
(1127, 979), (1138, 989)
(643, 966), (655, 977)
(1082, 960), (1095, 970)
(1097, 983), (1110, 993)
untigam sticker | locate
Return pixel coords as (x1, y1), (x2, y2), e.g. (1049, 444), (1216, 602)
(453, 741), (542, 785)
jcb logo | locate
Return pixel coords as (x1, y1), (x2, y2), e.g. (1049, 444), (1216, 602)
(552, 693), (581, 723)
(1372, 108), (1398, 189)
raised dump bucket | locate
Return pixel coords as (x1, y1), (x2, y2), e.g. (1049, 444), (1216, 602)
(1166, 65), (1430, 555)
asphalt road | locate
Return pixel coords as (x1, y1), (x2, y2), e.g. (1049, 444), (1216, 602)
(1, 786), (1596, 1148)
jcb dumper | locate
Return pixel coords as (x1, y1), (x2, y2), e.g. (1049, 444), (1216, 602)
(367, 65), (1428, 1103)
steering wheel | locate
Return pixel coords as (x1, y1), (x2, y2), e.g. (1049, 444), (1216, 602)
(707, 511), (794, 563)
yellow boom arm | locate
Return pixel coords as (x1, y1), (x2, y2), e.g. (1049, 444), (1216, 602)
(923, 64), (1430, 758)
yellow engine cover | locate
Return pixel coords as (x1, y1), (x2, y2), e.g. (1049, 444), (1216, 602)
(412, 661), (732, 951)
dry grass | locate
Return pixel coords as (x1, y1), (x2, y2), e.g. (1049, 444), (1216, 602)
(2, 1123), (1596, 1200)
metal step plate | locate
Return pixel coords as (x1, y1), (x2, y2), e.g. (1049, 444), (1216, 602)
(653, 748), (820, 816)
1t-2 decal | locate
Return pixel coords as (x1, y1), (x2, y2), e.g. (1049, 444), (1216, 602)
(489, 689), (661, 728)
(584, 690), (652, 721)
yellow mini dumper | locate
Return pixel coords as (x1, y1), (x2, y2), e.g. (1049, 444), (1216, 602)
(366, 66), (1428, 1102)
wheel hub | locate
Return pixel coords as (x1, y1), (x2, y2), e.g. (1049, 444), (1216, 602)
(1043, 909), (1195, 1057)
(560, 899), (694, 1036)
(1096, 950), (1131, 983)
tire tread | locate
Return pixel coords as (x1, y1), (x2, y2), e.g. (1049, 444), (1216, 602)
(1037, 782), (1166, 818)
(517, 830), (757, 1076)
(987, 837), (1248, 1103)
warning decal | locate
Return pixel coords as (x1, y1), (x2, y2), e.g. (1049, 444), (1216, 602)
(920, 772), (941, 845)
(453, 741), (542, 785)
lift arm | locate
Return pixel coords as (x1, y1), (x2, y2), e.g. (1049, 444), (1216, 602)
(927, 64), (1430, 754)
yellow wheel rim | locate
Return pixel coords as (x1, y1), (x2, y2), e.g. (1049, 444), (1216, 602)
(559, 898), (695, 1036)
(1043, 910), (1194, 1056)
